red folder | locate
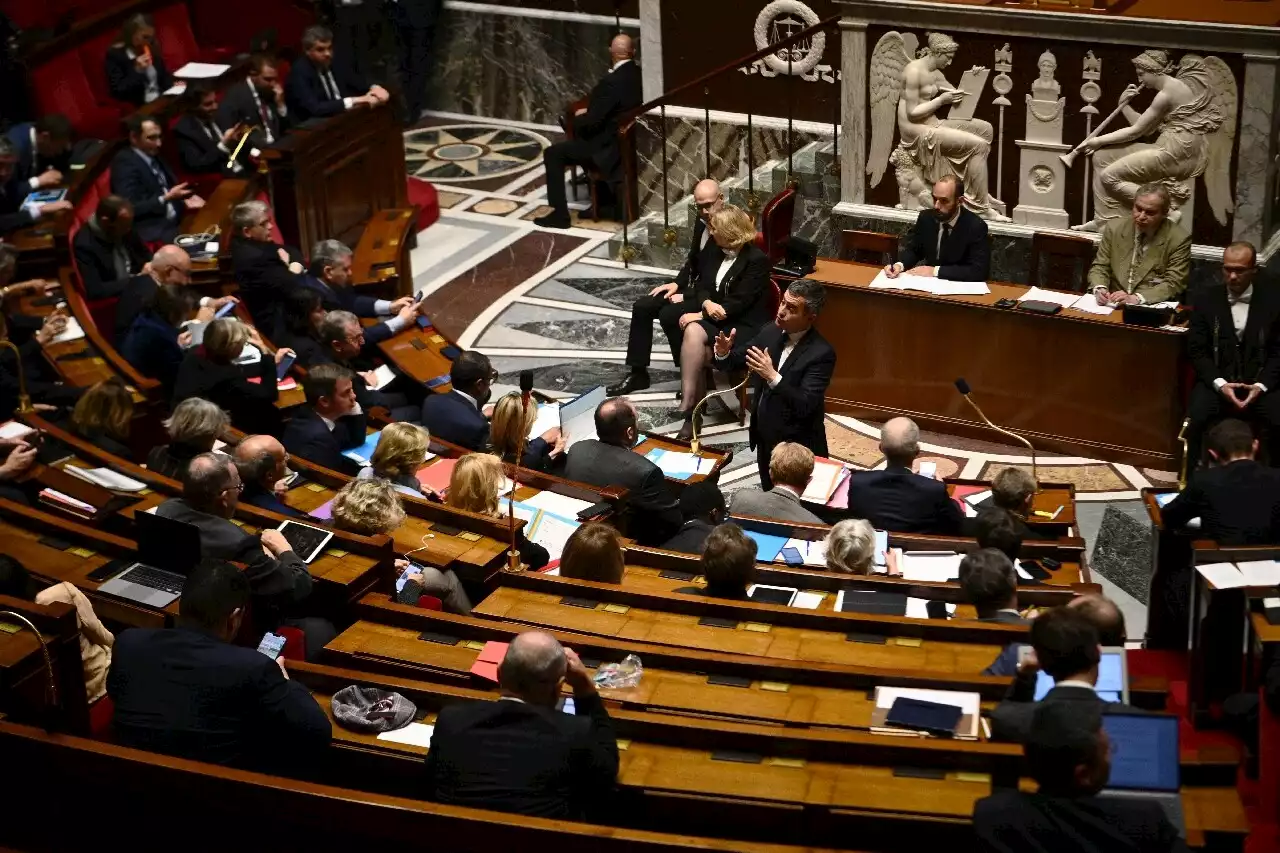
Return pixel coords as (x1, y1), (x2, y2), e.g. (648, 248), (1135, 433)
(469, 641), (509, 683)
(416, 457), (457, 494)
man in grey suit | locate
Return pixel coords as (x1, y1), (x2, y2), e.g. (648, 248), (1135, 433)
(562, 397), (681, 545)
(156, 452), (333, 658)
(730, 442), (824, 524)
(959, 548), (1027, 625)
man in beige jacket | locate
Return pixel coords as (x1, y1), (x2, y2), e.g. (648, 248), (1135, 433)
(1088, 182), (1191, 306)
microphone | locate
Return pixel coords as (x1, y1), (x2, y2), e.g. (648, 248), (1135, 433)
(519, 369), (534, 405)
(506, 370), (536, 574)
(953, 377), (1039, 489)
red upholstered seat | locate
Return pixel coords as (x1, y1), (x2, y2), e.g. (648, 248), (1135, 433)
(151, 4), (200, 71)
(759, 187), (797, 265)
(0, 0), (59, 30)
(186, 0), (310, 55)
(88, 695), (114, 739)
(416, 594), (443, 611)
(78, 29), (128, 109)
(276, 626), (306, 661)
(68, 166), (122, 342)
(407, 177), (440, 233)
(29, 53), (121, 140)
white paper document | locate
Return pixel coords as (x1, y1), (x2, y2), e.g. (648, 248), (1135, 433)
(651, 451), (714, 478)
(523, 491), (593, 519)
(370, 364), (397, 391)
(173, 62), (231, 79)
(64, 466), (147, 492)
(868, 270), (990, 297)
(528, 512), (579, 561)
(376, 722), (434, 748)
(1017, 287), (1079, 308)
(0, 421), (35, 440)
(526, 403), (561, 441)
(899, 552), (963, 583)
(801, 460), (846, 502)
(962, 489), (992, 508)
(906, 597), (957, 619)
(1237, 560), (1280, 587)
(49, 317), (86, 344)
(163, 83), (187, 95)
(1196, 562), (1247, 590)
(792, 591), (825, 610)
(1068, 294), (1115, 315)
(781, 537), (827, 568)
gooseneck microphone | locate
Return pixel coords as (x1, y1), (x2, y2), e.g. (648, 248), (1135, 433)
(953, 378), (1039, 489)
(506, 370), (536, 573)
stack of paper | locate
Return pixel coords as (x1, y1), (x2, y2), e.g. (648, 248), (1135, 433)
(1238, 560), (1280, 587)
(1195, 562), (1247, 589)
(871, 686), (981, 739)
(1197, 560), (1280, 589)
(802, 459), (847, 503)
(526, 403), (561, 441)
(1016, 287), (1079, 308)
(0, 421), (35, 440)
(38, 488), (95, 519)
(376, 722), (434, 748)
(645, 448), (715, 480)
(63, 466), (147, 492)
(1067, 294), (1115, 316)
(173, 62), (231, 78)
(523, 491), (593, 519)
(526, 511), (578, 561)
(899, 552), (963, 583)
(868, 270), (991, 296)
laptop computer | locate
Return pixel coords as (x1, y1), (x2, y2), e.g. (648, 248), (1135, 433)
(1034, 646), (1128, 703)
(98, 512), (203, 608)
(1098, 712), (1186, 836)
(560, 385), (606, 452)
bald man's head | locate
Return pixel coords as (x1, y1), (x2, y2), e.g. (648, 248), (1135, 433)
(150, 245), (192, 286)
(497, 630), (567, 706)
(610, 33), (634, 62)
(1068, 594), (1126, 646)
(596, 397), (638, 447)
(234, 434), (288, 490)
(693, 178), (724, 222)
(183, 451), (240, 515)
(881, 417), (921, 467)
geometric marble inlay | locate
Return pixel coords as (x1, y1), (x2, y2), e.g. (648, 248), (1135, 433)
(976, 462), (1129, 493)
(405, 124), (549, 182)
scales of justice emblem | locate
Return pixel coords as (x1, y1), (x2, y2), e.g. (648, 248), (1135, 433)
(741, 0), (836, 83)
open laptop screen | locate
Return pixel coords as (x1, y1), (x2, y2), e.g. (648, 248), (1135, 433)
(1034, 648), (1127, 703)
(1102, 713), (1180, 792)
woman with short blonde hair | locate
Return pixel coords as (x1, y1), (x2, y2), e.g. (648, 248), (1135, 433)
(330, 478), (471, 614)
(446, 454), (550, 570)
(489, 392), (563, 472)
(70, 377), (134, 458)
(825, 518), (877, 575)
(360, 422), (432, 496)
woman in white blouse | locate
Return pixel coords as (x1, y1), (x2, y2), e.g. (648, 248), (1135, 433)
(672, 204), (773, 437)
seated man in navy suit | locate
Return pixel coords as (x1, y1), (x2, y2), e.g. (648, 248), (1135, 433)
(421, 349), (494, 450)
(302, 239), (422, 344)
(845, 417), (964, 535)
(73, 195), (150, 302)
(0, 136), (72, 234)
(110, 116), (204, 245)
(173, 83), (250, 177)
(285, 25), (389, 123)
(281, 363), (367, 477)
(882, 174), (990, 283)
(6, 113), (73, 192)
(233, 434), (305, 518)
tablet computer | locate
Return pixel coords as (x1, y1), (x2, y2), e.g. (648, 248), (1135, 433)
(276, 520), (334, 563)
(24, 188), (66, 206)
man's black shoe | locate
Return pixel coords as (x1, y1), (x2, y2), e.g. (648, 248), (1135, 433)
(606, 369), (650, 397)
(534, 211), (571, 229)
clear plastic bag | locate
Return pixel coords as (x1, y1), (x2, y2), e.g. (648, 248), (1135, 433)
(592, 654), (643, 689)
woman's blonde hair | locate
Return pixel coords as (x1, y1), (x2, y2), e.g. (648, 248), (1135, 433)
(446, 454), (504, 516)
(489, 392), (534, 459)
(709, 204), (757, 250)
(370, 422), (431, 479)
(203, 318), (249, 363)
(825, 518), (877, 574)
(331, 478), (406, 537)
(71, 378), (134, 441)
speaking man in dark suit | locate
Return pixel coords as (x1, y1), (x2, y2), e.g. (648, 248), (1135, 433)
(229, 199), (305, 333)
(844, 417), (964, 535)
(421, 350), (494, 450)
(110, 116), (203, 245)
(6, 114), (73, 191)
(1163, 418), (1280, 545)
(883, 174), (990, 283)
(285, 25), (389, 123)
(108, 557), (331, 770)
(608, 179), (723, 396)
(562, 397), (682, 545)
(1183, 241), (1280, 468)
(713, 279), (836, 491)
(534, 34), (643, 229)
(282, 364), (368, 477)
(990, 606), (1140, 744)
(173, 84), (249, 177)
(0, 136), (72, 235)
(155, 453), (333, 658)
(974, 701), (1188, 853)
(73, 195), (150, 301)
(424, 630), (618, 819)
(218, 55), (291, 146)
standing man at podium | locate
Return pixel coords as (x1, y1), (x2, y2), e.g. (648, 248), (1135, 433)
(883, 175), (990, 283)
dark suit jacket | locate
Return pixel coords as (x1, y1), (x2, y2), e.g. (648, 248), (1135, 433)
(281, 406), (367, 477)
(721, 324), (835, 456)
(990, 684), (1139, 744)
(6, 122), (71, 188)
(297, 274), (395, 345)
(662, 519), (717, 555)
(1187, 280), (1280, 390)
(108, 627), (331, 768)
(285, 56), (370, 122)
(674, 217), (711, 291)
(275, 328), (329, 369)
(154, 498), (313, 618)
(218, 80), (290, 144)
(563, 439), (680, 545)
(109, 147), (183, 244)
(231, 237), (305, 333)
(570, 60), (643, 180)
(0, 178), (35, 234)
(243, 481), (306, 517)
(691, 242), (772, 334)
(172, 349), (281, 436)
(121, 312), (184, 395)
(114, 273), (158, 341)
(144, 440), (204, 481)
(974, 789), (1189, 853)
(73, 222), (149, 301)
(1162, 459), (1280, 545)
(421, 390), (490, 451)
(845, 465), (964, 536)
(423, 692), (618, 820)
(104, 44), (173, 106)
(172, 114), (241, 176)
(898, 208), (990, 282)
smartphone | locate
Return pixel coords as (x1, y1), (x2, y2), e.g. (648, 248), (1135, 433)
(1016, 644), (1036, 667)
(214, 301), (237, 319)
(416, 314), (433, 329)
(918, 461), (937, 479)
(426, 374), (451, 389)
(276, 351), (296, 380)
(256, 632), (287, 659)
(994, 297), (1018, 309)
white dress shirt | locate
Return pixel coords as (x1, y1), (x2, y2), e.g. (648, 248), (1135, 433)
(1214, 285), (1266, 392)
(455, 389), (480, 410)
(320, 404), (363, 432)
(611, 58), (633, 73)
(26, 127), (41, 190)
(767, 330), (807, 388)
(714, 249), (739, 289)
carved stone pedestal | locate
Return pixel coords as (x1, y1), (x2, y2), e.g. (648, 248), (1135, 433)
(1012, 141), (1072, 228)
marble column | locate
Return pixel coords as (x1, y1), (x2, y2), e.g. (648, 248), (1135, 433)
(639, 0), (664, 103)
(840, 18), (868, 205)
(1234, 54), (1280, 248)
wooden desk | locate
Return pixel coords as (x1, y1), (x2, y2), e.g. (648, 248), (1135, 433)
(634, 433), (732, 487)
(352, 208), (418, 295)
(810, 259), (1185, 469)
(0, 594), (90, 735)
(179, 177), (256, 281)
(378, 323), (456, 392)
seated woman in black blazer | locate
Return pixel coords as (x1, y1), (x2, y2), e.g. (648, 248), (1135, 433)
(146, 397), (230, 480)
(65, 377), (134, 460)
(488, 392), (564, 474)
(172, 317), (293, 436)
(105, 14), (173, 107)
(274, 289), (329, 367)
(671, 205), (772, 437)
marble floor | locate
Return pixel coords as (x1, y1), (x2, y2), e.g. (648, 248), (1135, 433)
(403, 112), (1166, 641)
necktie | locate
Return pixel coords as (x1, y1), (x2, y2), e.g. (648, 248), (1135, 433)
(323, 71), (340, 100)
(202, 121), (216, 142)
(112, 244), (129, 280)
(940, 223), (952, 259)
(150, 160), (168, 191)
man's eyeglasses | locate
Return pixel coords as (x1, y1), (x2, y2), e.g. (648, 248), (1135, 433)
(696, 201), (717, 211)
(223, 481), (244, 495)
